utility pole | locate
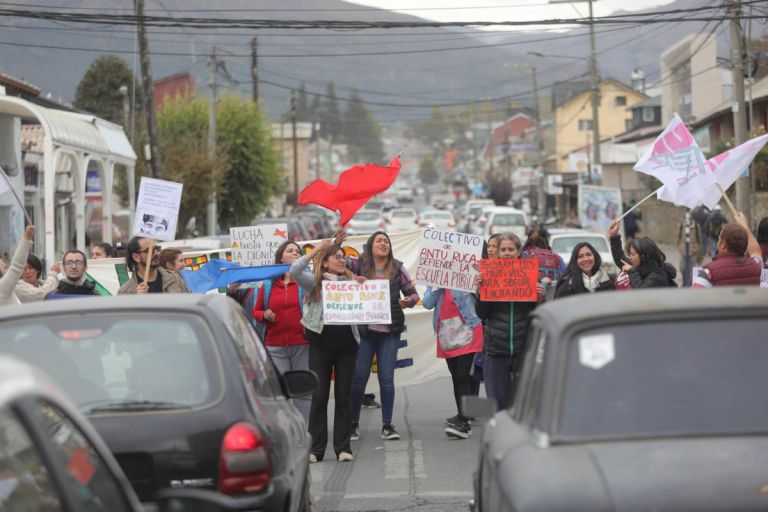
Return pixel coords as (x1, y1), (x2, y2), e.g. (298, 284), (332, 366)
(119, 85), (130, 139)
(251, 37), (259, 102)
(532, 65), (546, 220)
(291, 90), (299, 205)
(135, 0), (162, 178)
(728, 0), (750, 221)
(588, 0), (600, 185)
(207, 47), (218, 235)
(315, 122), (322, 179)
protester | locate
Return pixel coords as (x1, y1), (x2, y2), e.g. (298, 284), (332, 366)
(422, 285), (483, 439)
(118, 237), (189, 294)
(521, 227), (566, 286)
(90, 242), (115, 259)
(693, 213), (762, 287)
(51, 250), (98, 297)
(0, 225), (34, 307)
(756, 217), (768, 265)
(15, 252), (60, 303)
(253, 241), (310, 424)
(623, 200), (641, 240)
(705, 205), (728, 257)
(348, 231), (419, 442)
(291, 236), (359, 463)
(476, 233), (545, 411)
(158, 247), (185, 272)
(564, 210), (581, 229)
(486, 233), (501, 260)
(609, 220), (677, 288)
(554, 242), (614, 298)
(690, 205), (712, 258)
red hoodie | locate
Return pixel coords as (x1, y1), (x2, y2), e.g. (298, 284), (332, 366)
(253, 279), (306, 346)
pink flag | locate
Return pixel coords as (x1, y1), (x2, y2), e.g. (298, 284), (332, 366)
(706, 133), (768, 190)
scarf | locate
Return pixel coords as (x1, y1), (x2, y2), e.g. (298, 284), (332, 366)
(582, 269), (609, 293)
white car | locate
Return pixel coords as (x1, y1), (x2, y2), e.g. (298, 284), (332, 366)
(482, 207), (529, 241)
(346, 209), (385, 235)
(385, 208), (419, 232)
(463, 201), (495, 233)
(395, 184), (413, 203)
(418, 209), (457, 230)
(549, 229), (618, 277)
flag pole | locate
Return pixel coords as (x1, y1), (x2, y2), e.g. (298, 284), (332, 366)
(716, 183), (739, 217)
(617, 186), (661, 222)
(0, 166), (33, 225)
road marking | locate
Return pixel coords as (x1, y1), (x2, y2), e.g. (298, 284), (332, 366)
(412, 439), (426, 479)
(384, 441), (408, 480)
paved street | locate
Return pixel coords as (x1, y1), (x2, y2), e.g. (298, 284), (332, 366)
(310, 377), (481, 512)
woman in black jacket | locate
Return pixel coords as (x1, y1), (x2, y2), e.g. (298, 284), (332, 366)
(609, 220), (677, 288)
(476, 233), (544, 412)
(555, 242), (614, 298)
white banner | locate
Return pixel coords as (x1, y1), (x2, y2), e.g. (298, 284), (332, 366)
(132, 177), (183, 241)
(414, 228), (482, 292)
(322, 279), (391, 325)
(229, 223), (288, 266)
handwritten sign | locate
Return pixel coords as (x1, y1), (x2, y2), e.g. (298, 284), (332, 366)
(479, 258), (539, 302)
(230, 224), (288, 266)
(322, 279), (391, 325)
(414, 228), (483, 292)
(132, 177), (183, 241)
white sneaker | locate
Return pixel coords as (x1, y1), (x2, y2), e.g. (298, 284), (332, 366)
(338, 452), (354, 462)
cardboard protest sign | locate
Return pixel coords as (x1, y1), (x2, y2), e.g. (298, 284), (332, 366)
(322, 279), (391, 325)
(414, 228), (483, 292)
(479, 258), (539, 302)
(230, 223), (288, 266)
(132, 177), (183, 241)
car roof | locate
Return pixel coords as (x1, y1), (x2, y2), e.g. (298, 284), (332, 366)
(550, 231), (608, 240)
(488, 206), (526, 214)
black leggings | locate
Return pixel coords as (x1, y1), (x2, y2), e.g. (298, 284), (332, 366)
(445, 352), (478, 418)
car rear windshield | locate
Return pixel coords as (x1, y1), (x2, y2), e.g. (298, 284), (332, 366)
(552, 236), (609, 254)
(423, 212), (451, 219)
(354, 211), (379, 221)
(559, 318), (768, 440)
(0, 313), (220, 413)
(492, 213), (525, 226)
(392, 211), (415, 218)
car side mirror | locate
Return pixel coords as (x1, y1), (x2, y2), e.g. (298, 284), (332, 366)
(152, 487), (240, 512)
(462, 395), (496, 421)
(282, 370), (318, 398)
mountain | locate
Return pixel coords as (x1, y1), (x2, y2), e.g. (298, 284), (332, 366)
(0, 0), (724, 122)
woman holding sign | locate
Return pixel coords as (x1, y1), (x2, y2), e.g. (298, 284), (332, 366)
(422, 286), (483, 439)
(291, 237), (359, 463)
(476, 233), (545, 412)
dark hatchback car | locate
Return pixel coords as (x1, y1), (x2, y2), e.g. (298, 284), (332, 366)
(471, 287), (768, 512)
(0, 294), (316, 511)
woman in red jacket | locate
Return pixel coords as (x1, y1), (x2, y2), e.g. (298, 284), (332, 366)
(253, 240), (310, 424)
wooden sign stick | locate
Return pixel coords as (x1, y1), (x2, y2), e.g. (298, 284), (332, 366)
(716, 183), (739, 218)
(143, 239), (156, 284)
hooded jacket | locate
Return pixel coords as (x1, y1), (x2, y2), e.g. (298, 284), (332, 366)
(610, 235), (677, 288)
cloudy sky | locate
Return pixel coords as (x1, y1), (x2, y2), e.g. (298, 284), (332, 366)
(349, 0), (676, 30)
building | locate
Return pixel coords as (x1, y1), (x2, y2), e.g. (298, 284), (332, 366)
(271, 122), (313, 201)
(153, 73), (195, 112)
(481, 112), (538, 167)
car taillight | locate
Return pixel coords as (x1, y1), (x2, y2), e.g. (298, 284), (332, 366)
(379, 221), (386, 228)
(448, 221), (456, 227)
(478, 218), (487, 226)
(218, 422), (270, 495)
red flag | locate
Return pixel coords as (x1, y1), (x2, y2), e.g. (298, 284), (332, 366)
(298, 156), (401, 226)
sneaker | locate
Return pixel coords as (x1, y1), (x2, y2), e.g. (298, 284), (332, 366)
(445, 420), (472, 440)
(337, 451), (354, 462)
(309, 453), (319, 463)
(350, 423), (360, 441)
(362, 395), (381, 409)
(381, 423), (401, 440)
(444, 414), (463, 427)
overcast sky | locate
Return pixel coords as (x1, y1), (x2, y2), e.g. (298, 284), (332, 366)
(349, 0), (677, 30)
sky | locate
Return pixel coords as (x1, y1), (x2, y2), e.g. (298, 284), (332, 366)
(348, 0), (677, 30)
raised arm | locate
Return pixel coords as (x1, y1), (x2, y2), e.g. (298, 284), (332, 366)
(736, 212), (761, 258)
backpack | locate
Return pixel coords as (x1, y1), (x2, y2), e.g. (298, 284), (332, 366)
(523, 247), (564, 283)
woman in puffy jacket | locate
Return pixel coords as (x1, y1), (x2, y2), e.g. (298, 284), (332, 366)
(609, 220), (677, 288)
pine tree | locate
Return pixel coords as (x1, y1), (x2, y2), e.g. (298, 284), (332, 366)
(342, 89), (384, 163)
(73, 55), (136, 125)
(321, 82), (342, 140)
(295, 82), (309, 122)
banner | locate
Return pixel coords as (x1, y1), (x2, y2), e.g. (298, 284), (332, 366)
(230, 223), (288, 266)
(578, 185), (622, 231)
(322, 279), (391, 325)
(132, 177), (183, 241)
(479, 258), (538, 302)
(414, 228), (483, 292)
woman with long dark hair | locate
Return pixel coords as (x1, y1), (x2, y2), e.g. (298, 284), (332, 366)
(609, 220), (677, 288)
(756, 217), (768, 264)
(554, 242), (614, 298)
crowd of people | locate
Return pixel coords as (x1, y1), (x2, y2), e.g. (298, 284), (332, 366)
(0, 205), (766, 464)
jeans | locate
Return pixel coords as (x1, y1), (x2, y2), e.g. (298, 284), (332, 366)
(351, 331), (399, 425)
(446, 352), (478, 418)
(484, 354), (523, 412)
(267, 344), (310, 425)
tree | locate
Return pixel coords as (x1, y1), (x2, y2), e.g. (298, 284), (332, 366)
(486, 171), (512, 206)
(295, 82), (310, 122)
(342, 89), (384, 163)
(73, 55), (135, 125)
(309, 95), (321, 124)
(320, 82), (342, 140)
(418, 156), (439, 184)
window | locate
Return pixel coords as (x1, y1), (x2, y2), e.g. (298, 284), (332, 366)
(614, 95), (627, 106)
(551, 236), (609, 255)
(226, 305), (284, 398)
(517, 325), (548, 427)
(578, 119), (593, 131)
(0, 407), (63, 511)
(642, 107), (656, 123)
(36, 400), (132, 512)
(491, 213), (525, 227)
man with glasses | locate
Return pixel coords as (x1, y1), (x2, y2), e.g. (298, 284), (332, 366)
(118, 236), (189, 294)
(51, 250), (99, 297)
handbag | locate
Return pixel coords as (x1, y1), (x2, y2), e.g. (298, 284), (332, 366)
(437, 316), (474, 352)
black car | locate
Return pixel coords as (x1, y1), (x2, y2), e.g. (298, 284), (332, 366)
(0, 294), (316, 511)
(471, 287), (768, 512)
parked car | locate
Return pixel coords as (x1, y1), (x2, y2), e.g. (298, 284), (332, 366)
(418, 209), (457, 230)
(0, 355), (245, 511)
(459, 199), (495, 232)
(384, 208), (419, 233)
(254, 217), (311, 242)
(548, 228), (618, 277)
(0, 295), (317, 511)
(395, 184), (413, 203)
(471, 287), (768, 512)
(346, 209), (386, 235)
(483, 206), (528, 240)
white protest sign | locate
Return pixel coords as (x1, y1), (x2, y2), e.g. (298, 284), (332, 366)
(414, 228), (483, 292)
(230, 223), (288, 266)
(322, 279), (391, 325)
(132, 177), (183, 241)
